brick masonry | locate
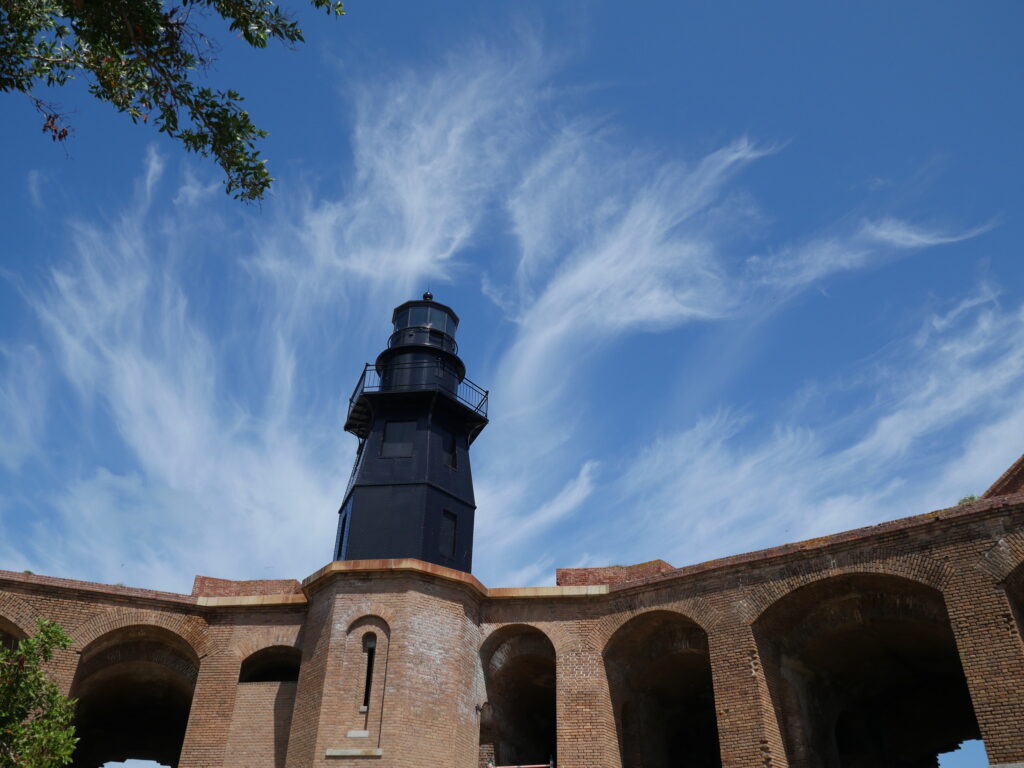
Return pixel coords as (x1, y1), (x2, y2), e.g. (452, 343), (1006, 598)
(2, 458), (1024, 767)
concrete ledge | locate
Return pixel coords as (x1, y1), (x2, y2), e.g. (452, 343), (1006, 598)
(304, 558), (610, 599)
(488, 584), (609, 598)
(195, 593), (307, 607)
(326, 748), (383, 758)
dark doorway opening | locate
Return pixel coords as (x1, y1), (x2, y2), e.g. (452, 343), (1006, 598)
(71, 627), (198, 768)
(604, 611), (721, 768)
(754, 574), (981, 768)
(480, 625), (557, 766)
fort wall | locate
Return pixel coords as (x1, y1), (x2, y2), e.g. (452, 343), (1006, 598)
(3, 490), (1024, 767)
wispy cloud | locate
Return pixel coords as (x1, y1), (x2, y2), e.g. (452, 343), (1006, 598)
(0, 34), (1000, 593)
(26, 171), (45, 210)
(473, 119), (986, 583)
(586, 289), (1024, 570)
(746, 218), (985, 290)
(3, 157), (345, 591)
(252, 41), (549, 336)
(0, 344), (47, 471)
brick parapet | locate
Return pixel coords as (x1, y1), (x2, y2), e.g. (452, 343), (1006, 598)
(193, 575), (303, 597)
(984, 454), (1024, 498)
(556, 559), (675, 587)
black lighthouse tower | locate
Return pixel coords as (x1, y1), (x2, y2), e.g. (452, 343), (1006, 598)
(335, 294), (489, 573)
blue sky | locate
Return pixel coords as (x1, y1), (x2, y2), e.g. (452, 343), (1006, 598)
(1, 2), (1020, 765)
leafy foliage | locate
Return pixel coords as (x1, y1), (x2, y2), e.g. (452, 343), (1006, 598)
(0, 620), (77, 768)
(0, 0), (344, 200)
(957, 495), (978, 506)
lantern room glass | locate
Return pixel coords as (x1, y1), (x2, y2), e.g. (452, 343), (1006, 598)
(393, 305), (458, 336)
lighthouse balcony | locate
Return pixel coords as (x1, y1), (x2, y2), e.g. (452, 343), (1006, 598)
(344, 361), (489, 437)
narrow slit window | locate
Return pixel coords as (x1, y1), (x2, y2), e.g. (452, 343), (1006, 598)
(362, 633), (377, 710)
(381, 421), (415, 457)
(440, 510), (457, 560)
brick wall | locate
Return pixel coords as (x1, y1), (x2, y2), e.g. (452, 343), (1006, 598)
(225, 681), (297, 768)
(192, 575), (303, 597)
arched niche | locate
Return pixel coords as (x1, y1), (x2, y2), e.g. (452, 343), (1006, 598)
(342, 616), (391, 741)
(604, 610), (720, 768)
(70, 625), (199, 768)
(480, 624), (557, 767)
(754, 573), (981, 768)
(238, 645), (301, 683)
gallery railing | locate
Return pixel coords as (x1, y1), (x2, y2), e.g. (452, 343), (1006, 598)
(348, 361), (489, 418)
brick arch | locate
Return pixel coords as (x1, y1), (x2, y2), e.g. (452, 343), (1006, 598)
(590, 600), (716, 653)
(69, 607), (209, 658)
(231, 626), (303, 661)
(742, 550), (954, 624)
(980, 529), (1024, 583)
(0, 592), (39, 638)
(335, 602), (398, 634)
(480, 623), (558, 661)
(481, 620), (575, 656)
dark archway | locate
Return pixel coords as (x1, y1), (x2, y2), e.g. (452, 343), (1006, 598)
(0, 616), (25, 651)
(1005, 561), (1024, 641)
(481, 625), (557, 766)
(604, 610), (720, 768)
(71, 626), (198, 768)
(754, 573), (981, 768)
(238, 645), (301, 682)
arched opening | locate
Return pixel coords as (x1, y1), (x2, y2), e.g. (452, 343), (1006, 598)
(0, 618), (26, 651)
(1004, 561), (1024, 640)
(238, 645), (301, 682)
(0, 616), (25, 651)
(480, 625), (557, 767)
(71, 626), (198, 768)
(754, 573), (981, 768)
(604, 611), (720, 768)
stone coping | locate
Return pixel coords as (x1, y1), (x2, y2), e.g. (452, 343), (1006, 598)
(195, 593), (308, 607)
(302, 558), (611, 599)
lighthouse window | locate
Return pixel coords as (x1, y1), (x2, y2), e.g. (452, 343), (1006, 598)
(381, 421), (416, 457)
(408, 305), (428, 327)
(427, 307), (450, 333)
(441, 430), (457, 469)
(439, 510), (457, 559)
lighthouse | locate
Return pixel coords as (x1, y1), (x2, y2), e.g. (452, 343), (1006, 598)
(334, 293), (489, 573)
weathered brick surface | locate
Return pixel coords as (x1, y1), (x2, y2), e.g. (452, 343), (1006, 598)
(2, 484), (1024, 767)
(556, 559), (675, 587)
(193, 576), (303, 597)
(224, 681), (297, 768)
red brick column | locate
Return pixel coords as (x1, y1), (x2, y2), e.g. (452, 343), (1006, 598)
(555, 641), (620, 768)
(179, 650), (242, 768)
(944, 568), (1024, 766)
(707, 623), (789, 768)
